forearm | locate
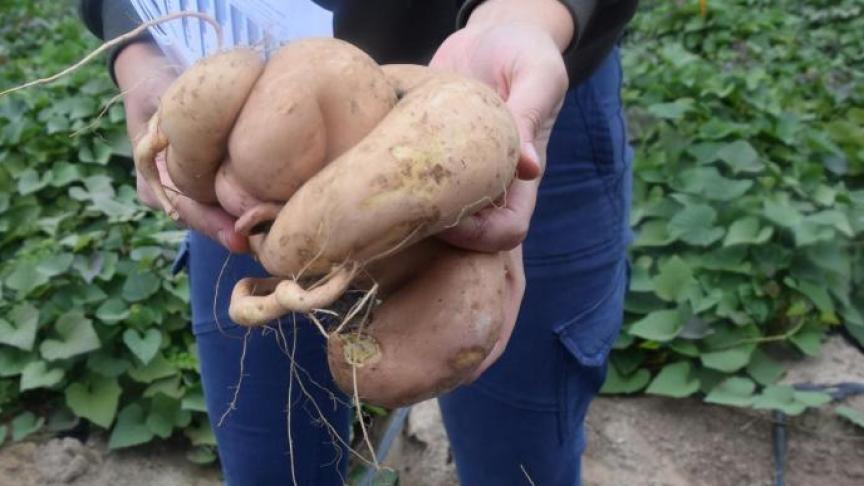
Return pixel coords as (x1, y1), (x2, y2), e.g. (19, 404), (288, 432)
(466, 0), (578, 52)
(114, 41), (176, 143)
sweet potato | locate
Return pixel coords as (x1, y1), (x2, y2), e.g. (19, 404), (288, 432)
(249, 72), (520, 279)
(128, 38), (524, 407)
(327, 240), (524, 408)
(134, 48), (264, 214)
(5, 18), (527, 410)
(224, 38), (397, 203)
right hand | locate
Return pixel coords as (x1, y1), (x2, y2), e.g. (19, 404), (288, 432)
(115, 42), (250, 253)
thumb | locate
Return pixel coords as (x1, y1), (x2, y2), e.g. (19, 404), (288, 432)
(504, 59), (568, 181)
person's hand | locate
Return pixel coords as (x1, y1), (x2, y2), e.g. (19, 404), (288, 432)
(115, 42), (249, 253)
(430, 0), (572, 252)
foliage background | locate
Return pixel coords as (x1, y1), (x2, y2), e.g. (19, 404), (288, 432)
(605, 0), (863, 416)
(0, 0), (862, 455)
(0, 0), (214, 459)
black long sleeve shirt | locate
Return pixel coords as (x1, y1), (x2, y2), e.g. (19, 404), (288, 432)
(79, 0), (638, 87)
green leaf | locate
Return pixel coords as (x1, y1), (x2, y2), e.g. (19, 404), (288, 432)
(677, 167), (753, 201)
(146, 395), (190, 439)
(646, 362), (700, 398)
(601, 366), (651, 394)
(0, 425), (6, 446)
(763, 200), (802, 228)
(86, 353), (131, 378)
(181, 392), (208, 413)
(370, 469), (399, 486)
(700, 344), (756, 373)
(65, 376), (122, 428)
(653, 256), (696, 302)
(629, 309), (685, 342)
(122, 270), (161, 302)
(751, 385), (830, 415)
(17, 169), (50, 195)
(668, 205), (725, 246)
(836, 406), (864, 429)
(752, 385), (803, 415)
(184, 420), (217, 446)
(50, 162), (83, 187)
(717, 140), (764, 173)
(648, 99), (694, 119)
(4, 261), (49, 295)
(95, 298), (130, 325)
(78, 139), (113, 165)
(11, 412), (44, 441)
(46, 408), (79, 434)
(746, 349), (785, 385)
(0, 348), (31, 377)
(724, 217), (773, 246)
(128, 353), (178, 383)
(123, 328), (162, 365)
(786, 278), (835, 314)
(634, 220), (676, 247)
(789, 327), (823, 357)
(108, 403), (154, 449)
(794, 390), (831, 408)
(705, 377), (756, 407)
(0, 303), (39, 351)
(670, 339), (701, 357)
(40, 311), (101, 361)
(186, 446), (217, 465)
(144, 376), (185, 399)
(36, 253), (74, 278)
(20, 361), (65, 391)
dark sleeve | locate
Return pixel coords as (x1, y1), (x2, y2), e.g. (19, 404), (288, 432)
(78, 0), (153, 82)
(457, 0), (639, 85)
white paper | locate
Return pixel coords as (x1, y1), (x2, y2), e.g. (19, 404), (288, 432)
(129, 0), (334, 68)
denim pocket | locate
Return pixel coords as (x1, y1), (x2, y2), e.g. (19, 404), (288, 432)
(554, 259), (628, 444)
(554, 259), (628, 367)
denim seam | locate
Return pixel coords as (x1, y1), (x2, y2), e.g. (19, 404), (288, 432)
(574, 82), (624, 232)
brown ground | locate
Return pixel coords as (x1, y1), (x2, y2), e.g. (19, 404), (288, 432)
(1, 337), (862, 485)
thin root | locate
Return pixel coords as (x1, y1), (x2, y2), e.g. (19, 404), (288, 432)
(353, 362), (380, 469)
(133, 113), (176, 218)
(0, 12), (223, 98)
(217, 327), (251, 427)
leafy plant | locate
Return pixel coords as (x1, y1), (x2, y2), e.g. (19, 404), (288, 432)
(0, 0), (213, 455)
(603, 0), (864, 415)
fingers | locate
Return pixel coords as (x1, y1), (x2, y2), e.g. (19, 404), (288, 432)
(436, 179), (538, 252)
(167, 190), (250, 254)
(505, 51), (568, 181)
(137, 153), (249, 254)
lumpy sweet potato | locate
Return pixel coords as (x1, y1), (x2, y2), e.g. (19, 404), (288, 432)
(129, 38), (524, 408)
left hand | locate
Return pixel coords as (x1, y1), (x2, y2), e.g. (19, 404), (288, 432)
(430, 20), (570, 252)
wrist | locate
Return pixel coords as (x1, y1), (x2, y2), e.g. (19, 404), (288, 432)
(114, 41), (171, 91)
(466, 0), (575, 52)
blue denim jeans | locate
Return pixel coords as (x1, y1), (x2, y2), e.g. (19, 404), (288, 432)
(178, 48), (632, 486)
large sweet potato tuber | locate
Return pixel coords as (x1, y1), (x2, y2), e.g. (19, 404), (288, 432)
(131, 38), (524, 407)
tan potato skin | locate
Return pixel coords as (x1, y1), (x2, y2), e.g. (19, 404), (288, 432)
(224, 38), (397, 203)
(327, 240), (523, 408)
(136, 41), (527, 405)
(381, 64), (439, 95)
(251, 74), (520, 278)
(158, 48), (264, 203)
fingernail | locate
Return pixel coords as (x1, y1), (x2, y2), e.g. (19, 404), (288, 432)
(523, 142), (540, 165)
(217, 230), (232, 250)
